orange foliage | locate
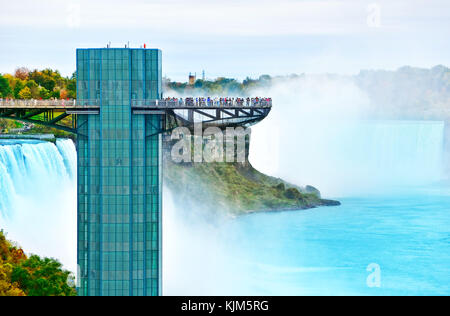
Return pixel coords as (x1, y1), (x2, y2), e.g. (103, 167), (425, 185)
(14, 67), (30, 81)
(0, 231), (27, 296)
(60, 89), (68, 100)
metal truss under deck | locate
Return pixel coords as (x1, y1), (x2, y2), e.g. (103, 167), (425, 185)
(0, 99), (272, 134)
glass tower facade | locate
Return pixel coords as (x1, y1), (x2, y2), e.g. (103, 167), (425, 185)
(76, 48), (163, 296)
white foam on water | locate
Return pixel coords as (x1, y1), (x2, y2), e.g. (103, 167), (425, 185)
(0, 139), (77, 273)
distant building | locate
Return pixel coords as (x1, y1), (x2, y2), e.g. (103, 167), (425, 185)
(189, 72), (196, 85)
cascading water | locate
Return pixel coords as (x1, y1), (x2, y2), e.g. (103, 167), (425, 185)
(252, 119), (445, 197)
(303, 120), (443, 195)
(249, 77), (446, 196)
(0, 139), (77, 273)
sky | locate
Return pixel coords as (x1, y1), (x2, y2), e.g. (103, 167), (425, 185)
(1, 0), (449, 81)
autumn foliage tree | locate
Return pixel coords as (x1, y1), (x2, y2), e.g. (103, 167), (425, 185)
(14, 67), (30, 81)
(0, 230), (76, 296)
(18, 86), (32, 99)
(1, 68), (76, 100)
(0, 231), (26, 296)
(60, 89), (68, 100)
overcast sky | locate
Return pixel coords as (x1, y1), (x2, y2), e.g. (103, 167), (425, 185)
(1, 0), (449, 80)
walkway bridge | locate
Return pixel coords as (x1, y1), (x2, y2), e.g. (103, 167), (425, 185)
(0, 98), (272, 134)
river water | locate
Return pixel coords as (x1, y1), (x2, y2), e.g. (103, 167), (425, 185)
(162, 185), (450, 296)
(215, 188), (450, 295)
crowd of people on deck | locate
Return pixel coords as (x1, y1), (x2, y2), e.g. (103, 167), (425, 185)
(161, 97), (272, 107)
(0, 97), (272, 107)
(0, 98), (76, 106)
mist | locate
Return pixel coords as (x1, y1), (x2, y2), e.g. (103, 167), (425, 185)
(0, 140), (77, 273)
(160, 72), (448, 295)
(249, 75), (445, 197)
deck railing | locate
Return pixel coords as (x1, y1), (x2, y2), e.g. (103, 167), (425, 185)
(0, 99), (99, 108)
(132, 98), (272, 108)
(0, 98), (272, 108)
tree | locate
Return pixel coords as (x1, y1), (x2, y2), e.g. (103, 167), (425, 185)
(60, 89), (68, 99)
(285, 187), (302, 199)
(13, 80), (25, 99)
(50, 88), (60, 99)
(26, 80), (40, 99)
(0, 231), (26, 296)
(14, 67), (30, 80)
(67, 75), (76, 99)
(11, 256), (77, 296)
(18, 86), (32, 99)
(1, 230), (77, 297)
(0, 74), (12, 98)
(2, 74), (17, 91)
(0, 262), (25, 296)
(29, 70), (56, 92)
(2, 68), (78, 100)
(39, 87), (51, 99)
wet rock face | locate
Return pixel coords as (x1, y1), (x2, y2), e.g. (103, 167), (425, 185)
(304, 185), (321, 198)
(319, 199), (341, 207)
(163, 129), (341, 214)
(163, 128), (252, 165)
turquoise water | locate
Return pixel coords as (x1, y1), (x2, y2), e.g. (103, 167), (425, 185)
(221, 187), (450, 295)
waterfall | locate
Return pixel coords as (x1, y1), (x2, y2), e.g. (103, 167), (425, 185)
(0, 139), (77, 272)
(339, 121), (444, 184)
(252, 119), (445, 197)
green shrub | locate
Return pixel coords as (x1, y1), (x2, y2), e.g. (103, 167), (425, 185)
(285, 188), (302, 199)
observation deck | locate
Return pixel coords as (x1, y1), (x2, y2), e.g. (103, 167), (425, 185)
(0, 97), (272, 133)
